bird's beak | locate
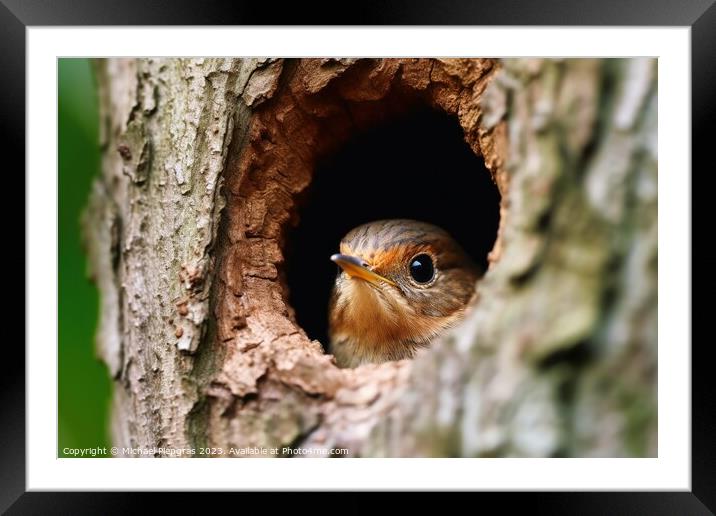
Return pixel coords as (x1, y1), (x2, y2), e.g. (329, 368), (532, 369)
(331, 253), (396, 286)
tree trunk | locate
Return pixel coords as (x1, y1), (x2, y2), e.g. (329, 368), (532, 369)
(84, 58), (656, 457)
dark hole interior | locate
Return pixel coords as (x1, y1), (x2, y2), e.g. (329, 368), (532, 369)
(284, 106), (501, 350)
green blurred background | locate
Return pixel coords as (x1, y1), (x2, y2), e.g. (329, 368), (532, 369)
(59, 58), (111, 457)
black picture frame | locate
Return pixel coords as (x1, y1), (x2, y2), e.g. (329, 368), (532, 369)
(5, 0), (712, 512)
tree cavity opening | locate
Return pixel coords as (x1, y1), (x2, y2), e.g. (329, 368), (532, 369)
(219, 58), (507, 360)
(285, 106), (501, 347)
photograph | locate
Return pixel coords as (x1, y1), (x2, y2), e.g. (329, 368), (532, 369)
(59, 56), (658, 459)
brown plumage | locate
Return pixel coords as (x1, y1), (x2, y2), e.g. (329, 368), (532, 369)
(328, 219), (481, 368)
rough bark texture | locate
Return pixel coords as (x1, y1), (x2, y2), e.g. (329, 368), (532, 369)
(85, 58), (656, 457)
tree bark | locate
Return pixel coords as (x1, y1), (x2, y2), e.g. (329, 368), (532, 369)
(85, 58), (656, 457)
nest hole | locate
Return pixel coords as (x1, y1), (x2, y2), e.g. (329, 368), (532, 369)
(284, 106), (501, 349)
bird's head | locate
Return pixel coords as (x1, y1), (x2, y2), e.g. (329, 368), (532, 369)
(328, 219), (481, 364)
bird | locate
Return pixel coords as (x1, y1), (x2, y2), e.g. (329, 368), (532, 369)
(328, 219), (481, 368)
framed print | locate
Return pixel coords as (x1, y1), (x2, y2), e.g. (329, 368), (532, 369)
(6, 0), (712, 512)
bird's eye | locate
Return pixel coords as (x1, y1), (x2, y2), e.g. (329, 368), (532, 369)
(409, 254), (435, 284)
